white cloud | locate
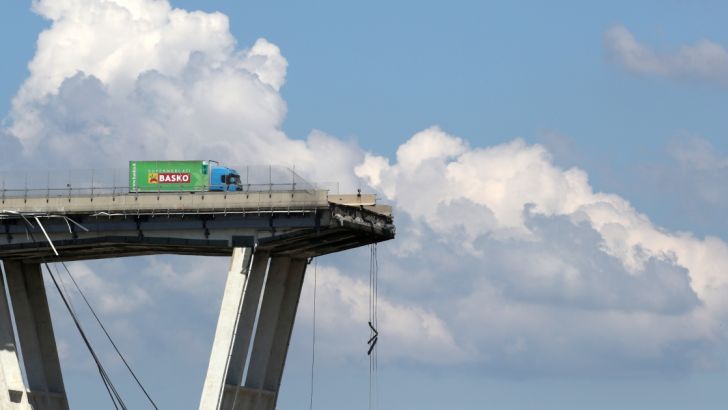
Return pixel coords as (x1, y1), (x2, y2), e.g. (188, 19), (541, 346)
(5, 0), (362, 191)
(357, 127), (728, 373)
(633, 136), (728, 236)
(141, 255), (227, 297)
(297, 264), (471, 364)
(25, 0), (235, 99)
(668, 136), (728, 171)
(605, 25), (728, 85)
(52, 261), (151, 315)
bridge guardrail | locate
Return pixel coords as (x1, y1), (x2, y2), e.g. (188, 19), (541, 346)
(0, 165), (322, 200)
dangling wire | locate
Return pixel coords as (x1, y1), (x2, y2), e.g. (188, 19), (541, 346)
(45, 263), (127, 409)
(12, 213), (125, 408)
(309, 258), (318, 410)
(53, 262), (78, 316)
(376, 243), (380, 409)
(59, 260), (159, 409)
(367, 243), (380, 410)
(12, 213), (158, 409)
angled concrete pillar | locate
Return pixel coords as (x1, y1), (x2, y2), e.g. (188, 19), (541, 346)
(0, 261), (31, 409)
(224, 252), (270, 388)
(201, 247), (269, 410)
(259, 258), (307, 396)
(238, 256), (307, 410)
(2, 261), (68, 410)
(200, 252), (308, 410)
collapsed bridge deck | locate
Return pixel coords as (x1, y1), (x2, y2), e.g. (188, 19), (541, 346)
(0, 190), (394, 262)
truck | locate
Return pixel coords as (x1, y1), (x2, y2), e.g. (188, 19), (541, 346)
(129, 160), (243, 193)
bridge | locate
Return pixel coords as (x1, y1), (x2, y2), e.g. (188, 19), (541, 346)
(0, 173), (394, 409)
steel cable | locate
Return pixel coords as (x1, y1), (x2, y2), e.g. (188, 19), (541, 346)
(12, 214), (147, 409)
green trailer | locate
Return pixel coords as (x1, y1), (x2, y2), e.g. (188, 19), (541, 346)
(129, 160), (242, 192)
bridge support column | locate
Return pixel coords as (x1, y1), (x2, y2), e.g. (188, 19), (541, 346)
(199, 251), (307, 410)
(237, 256), (307, 410)
(200, 247), (255, 409)
(0, 261), (31, 409)
(0, 260), (68, 410)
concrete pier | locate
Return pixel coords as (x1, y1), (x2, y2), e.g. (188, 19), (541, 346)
(0, 261), (68, 409)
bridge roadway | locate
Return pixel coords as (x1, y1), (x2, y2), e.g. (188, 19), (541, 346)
(0, 190), (394, 409)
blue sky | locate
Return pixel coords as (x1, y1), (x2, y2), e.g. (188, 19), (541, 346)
(2, 1), (728, 409)
(146, 0), (727, 236)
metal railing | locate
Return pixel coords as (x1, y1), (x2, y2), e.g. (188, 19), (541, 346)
(0, 165), (321, 200)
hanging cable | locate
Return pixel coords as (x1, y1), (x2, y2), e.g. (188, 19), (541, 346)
(374, 243), (379, 409)
(12, 212), (123, 408)
(44, 263), (126, 409)
(53, 262), (78, 316)
(309, 258), (317, 410)
(59, 260), (159, 410)
(42, 215), (157, 408)
(367, 243), (380, 410)
(13, 213), (155, 409)
(376, 244), (381, 408)
(368, 245), (372, 410)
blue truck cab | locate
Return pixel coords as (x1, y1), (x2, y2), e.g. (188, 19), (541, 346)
(207, 162), (243, 192)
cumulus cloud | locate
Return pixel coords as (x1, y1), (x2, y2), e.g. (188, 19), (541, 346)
(5, 0), (361, 190)
(605, 25), (728, 85)
(668, 136), (728, 171)
(357, 127), (728, 373)
(55, 261), (151, 315)
(631, 136), (728, 236)
(297, 264), (471, 364)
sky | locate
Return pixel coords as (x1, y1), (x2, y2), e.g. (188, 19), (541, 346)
(2, 0), (728, 409)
